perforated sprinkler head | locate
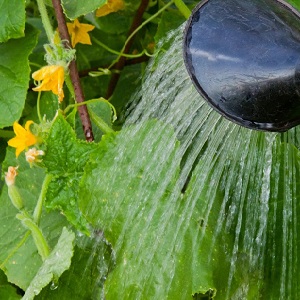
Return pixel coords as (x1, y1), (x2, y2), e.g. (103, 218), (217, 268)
(184, 0), (300, 132)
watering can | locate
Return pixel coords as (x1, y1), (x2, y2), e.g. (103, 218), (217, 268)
(184, 0), (300, 132)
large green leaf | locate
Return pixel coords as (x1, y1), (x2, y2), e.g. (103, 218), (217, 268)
(22, 227), (75, 300)
(61, 0), (106, 20)
(261, 142), (300, 299)
(0, 0), (25, 42)
(36, 234), (114, 299)
(78, 119), (300, 299)
(0, 24), (38, 128)
(43, 113), (98, 233)
(0, 148), (68, 290)
(79, 120), (218, 299)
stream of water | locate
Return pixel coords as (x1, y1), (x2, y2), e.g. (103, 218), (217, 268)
(84, 24), (300, 299)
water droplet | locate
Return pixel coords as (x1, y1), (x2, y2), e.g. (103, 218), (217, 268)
(50, 281), (58, 290)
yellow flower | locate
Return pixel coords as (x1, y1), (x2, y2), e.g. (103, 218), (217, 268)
(5, 166), (18, 186)
(96, 0), (125, 17)
(32, 65), (65, 102)
(67, 19), (95, 48)
(8, 121), (38, 157)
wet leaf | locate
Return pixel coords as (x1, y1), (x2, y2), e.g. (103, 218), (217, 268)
(79, 120), (218, 299)
(36, 234), (114, 300)
(22, 227), (75, 300)
(43, 113), (98, 233)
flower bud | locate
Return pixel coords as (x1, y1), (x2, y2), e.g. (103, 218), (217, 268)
(5, 166), (24, 210)
(5, 166), (18, 186)
(25, 148), (45, 165)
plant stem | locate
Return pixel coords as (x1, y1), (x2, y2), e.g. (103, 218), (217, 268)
(77, 55), (150, 78)
(52, 0), (94, 142)
(92, 37), (151, 58)
(37, 91), (42, 122)
(36, 0), (54, 42)
(173, 0), (191, 19)
(33, 174), (53, 225)
(16, 213), (50, 261)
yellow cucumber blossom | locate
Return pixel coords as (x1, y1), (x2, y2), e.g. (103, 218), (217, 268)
(32, 65), (65, 102)
(96, 0), (125, 17)
(67, 19), (95, 48)
(5, 166), (18, 187)
(8, 121), (38, 158)
(25, 148), (45, 165)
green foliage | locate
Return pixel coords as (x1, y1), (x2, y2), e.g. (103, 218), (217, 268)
(39, 92), (59, 121)
(43, 113), (98, 233)
(1, 148), (68, 290)
(262, 142), (300, 299)
(287, 0), (300, 11)
(79, 120), (219, 298)
(0, 25), (38, 128)
(61, 0), (106, 20)
(36, 235), (113, 299)
(22, 227), (75, 300)
(78, 100), (113, 142)
(0, 0), (25, 42)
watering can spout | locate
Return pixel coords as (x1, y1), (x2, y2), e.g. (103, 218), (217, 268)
(184, 0), (300, 132)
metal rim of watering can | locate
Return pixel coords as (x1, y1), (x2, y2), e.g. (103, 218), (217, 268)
(183, 0), (300, 132)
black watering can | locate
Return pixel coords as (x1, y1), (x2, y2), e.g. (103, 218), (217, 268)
(183, 0), (300, 132)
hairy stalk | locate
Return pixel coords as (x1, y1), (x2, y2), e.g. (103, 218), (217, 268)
(52, 0), (94, 142)
(33, 174), (53, 225)
(36, 0), (54, 42)
(37, 91), (42, 122)
(17, 213), (50, 261)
